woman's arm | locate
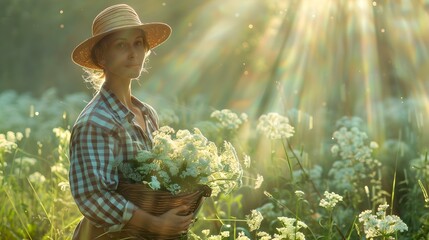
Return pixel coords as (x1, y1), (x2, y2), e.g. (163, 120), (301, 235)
(69, 123), (135, 232)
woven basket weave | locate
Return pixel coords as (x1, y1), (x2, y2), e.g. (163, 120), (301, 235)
(116, 183), (212, 239)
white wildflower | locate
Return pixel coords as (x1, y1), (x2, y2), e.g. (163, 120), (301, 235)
(25, 128), (31, 138)
(358, 203), (408, 239)
(28, 172), (46, 183)
(53, 127), (71, 142)
(295, 190), (305, 199)
(254, 174), (264, 189)
(257, 113), (294, 140)
(257, 231), (272, 240)
(246, 209), (264, 231)
(149, 176), (161, 190)
(376, 202), (389, 216)
(211, 109), (247, 130)
(236, 231), (250, 240)
(207, 235), (222, 240)
(243, 154), (251, 168)
(6, 131), (16, 142)
(15, 157), (36, 166)
(51, 163), (68, 175)
(370, 141), (379, 149)
(220, 231), (230, 237)
(16, 132), (23, 141)
(319, 191), (343, 210)
(202, 229), (210, 237)
(0, 133), (18, 153)
(58, 181), (70, 191)
(274, 217), (307, 240)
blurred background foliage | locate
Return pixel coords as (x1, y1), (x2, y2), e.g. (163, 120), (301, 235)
(2, 0), (429, 147)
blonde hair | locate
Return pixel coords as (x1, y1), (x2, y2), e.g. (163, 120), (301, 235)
(82, 68), (106, 91)
(82, 30), (151, 91)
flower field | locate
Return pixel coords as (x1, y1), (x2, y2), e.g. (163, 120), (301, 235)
(1, 89), (428, 240)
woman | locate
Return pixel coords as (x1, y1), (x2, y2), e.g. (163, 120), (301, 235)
(69, 4), (193, 239)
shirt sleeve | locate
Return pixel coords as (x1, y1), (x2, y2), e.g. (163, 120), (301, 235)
(69, 122), (137, 232)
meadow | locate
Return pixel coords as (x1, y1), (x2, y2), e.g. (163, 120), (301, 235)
(0, 88), (428, 240)
(2, 1), (429, 239)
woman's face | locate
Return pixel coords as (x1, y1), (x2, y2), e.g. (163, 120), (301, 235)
(100, 28), (149, 81)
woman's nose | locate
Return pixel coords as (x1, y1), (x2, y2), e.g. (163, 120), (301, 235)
(127, 44), (142, 58)
(128, 47), (136, 59)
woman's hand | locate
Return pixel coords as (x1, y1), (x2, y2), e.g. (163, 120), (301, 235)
(154, 205), (194, 235)
(127, 205), (194, 236)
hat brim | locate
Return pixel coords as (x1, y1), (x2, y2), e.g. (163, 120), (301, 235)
(72, 22), (171, 70)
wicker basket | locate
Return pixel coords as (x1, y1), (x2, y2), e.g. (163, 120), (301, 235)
(116, 183), (212, 239)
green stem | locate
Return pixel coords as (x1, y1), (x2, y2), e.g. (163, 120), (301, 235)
(328, 211), (333, 239)
(281, 140), (294, 183)
(295, 199), (300, 240)
(390, 159), (397, 215)
(345, 216), (357, 240)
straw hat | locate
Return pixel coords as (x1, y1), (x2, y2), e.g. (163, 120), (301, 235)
(72, 4), (171, 70)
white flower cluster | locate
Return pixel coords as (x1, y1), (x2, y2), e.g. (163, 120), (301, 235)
(211, 109), (248, 130)
(273, 217), (307, 240)
(28, 171), (46, 183)
(202, 229), (231, 240)
(329, 126), (383, 203)
(0, 131), (23, 153)
(51, 163), (68, 176)
(14, 156), (37, 175)
(246, 209), (264, 231)
(52, 127), (71, 162)
(319, 191), (343, 211)
(221, 217), (307, 240)
(254, 174), (264, 189)
(295, 190), (305, 199)
(131, 126), (243, 196)
(53, 127), (70, 146)
(358, 203), (408, 239)
(331, 127), (379, 162)
(257, 113), (295, 140)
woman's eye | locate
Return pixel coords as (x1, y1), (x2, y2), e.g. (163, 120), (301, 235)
(135, 41), (143, 47)
(116, 42), (126, 49)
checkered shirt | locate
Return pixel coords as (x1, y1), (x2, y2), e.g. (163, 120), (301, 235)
(69, 87), (158, 232)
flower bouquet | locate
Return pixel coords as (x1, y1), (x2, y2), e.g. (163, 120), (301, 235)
(118, 126), (243, 238)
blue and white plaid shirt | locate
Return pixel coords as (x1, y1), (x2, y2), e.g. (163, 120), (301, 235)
(69, 86), (158, 232)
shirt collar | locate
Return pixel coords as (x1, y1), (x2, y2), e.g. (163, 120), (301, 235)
(99, 85), (148, 121)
